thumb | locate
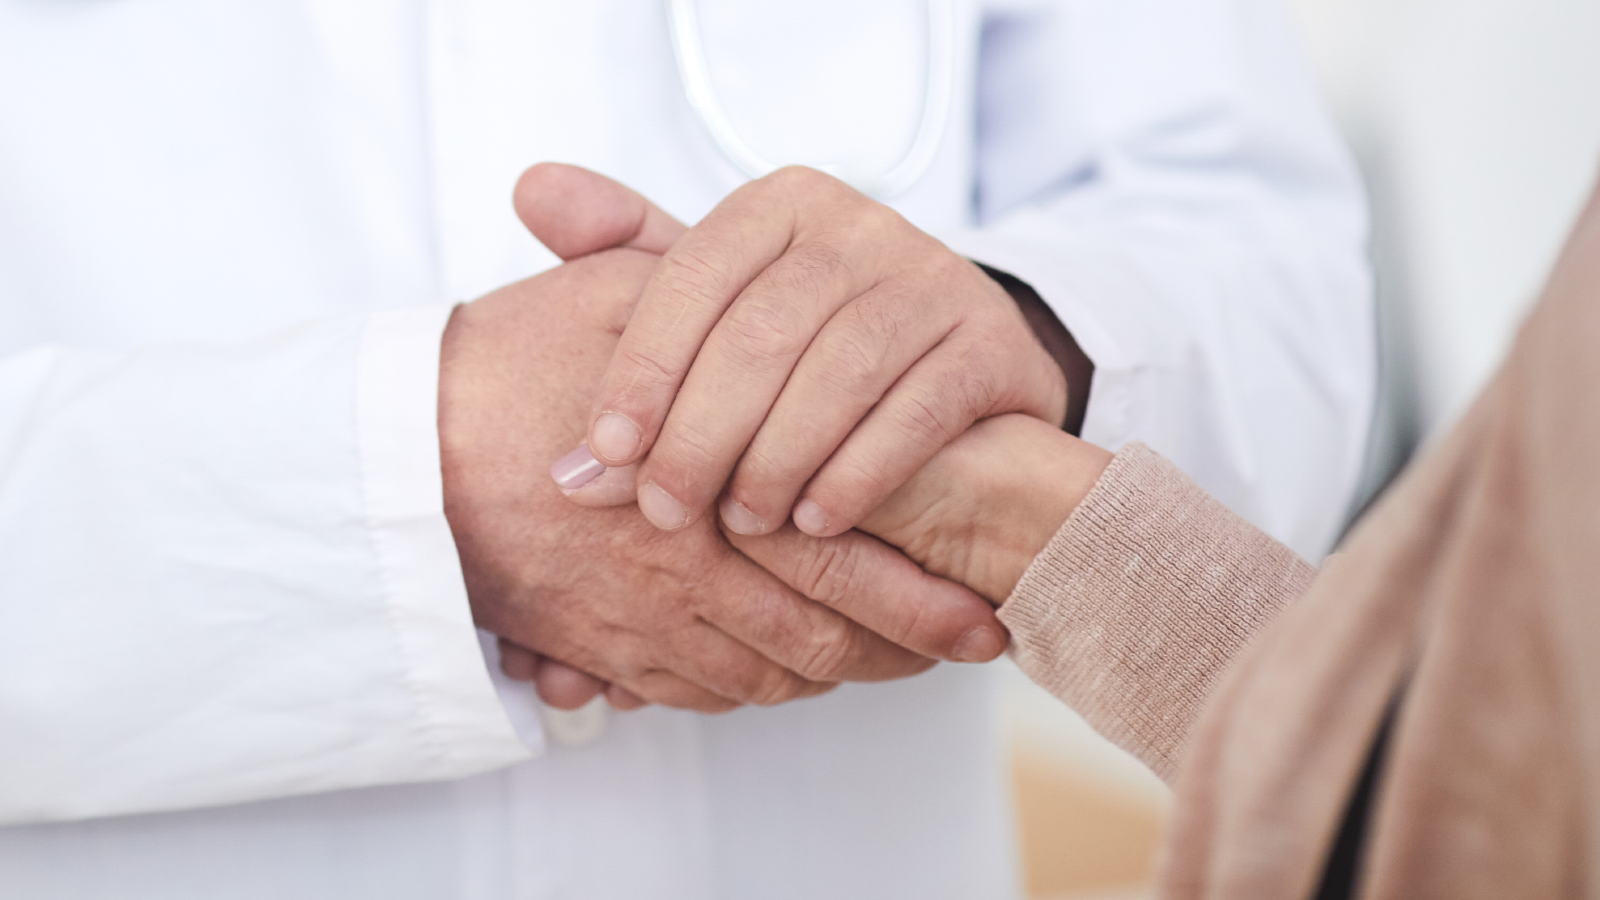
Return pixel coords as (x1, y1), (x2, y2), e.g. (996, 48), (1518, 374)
(550, 445), (641, 508)
(514, 163), (688, 260)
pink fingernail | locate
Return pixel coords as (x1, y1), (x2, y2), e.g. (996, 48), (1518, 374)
(793, 499), (829, 536)
(952, 626), (1007, 663)
(720, 497), (766, 535)
(551, 444), (605, 490)
(591, 412), (641, 463)
(638, 482), (689, 530)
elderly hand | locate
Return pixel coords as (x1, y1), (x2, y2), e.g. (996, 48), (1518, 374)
(561, 166), (1074, 541)
(446, 167), (1008, 713)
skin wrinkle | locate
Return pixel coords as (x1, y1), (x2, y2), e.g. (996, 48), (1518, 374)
(717, 298), (812, 375)
(799, 328), (977, 520)
(599, 164), (1070, 546)
(511, 163), (1019, 706)
(444, 249), (945, 711)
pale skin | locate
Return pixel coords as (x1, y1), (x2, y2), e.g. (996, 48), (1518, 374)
(572, 165), (1074, 540)
(440, 173), (1010, 712)
(510, 164), (1101, 708)
(531, 413), (1114, 704)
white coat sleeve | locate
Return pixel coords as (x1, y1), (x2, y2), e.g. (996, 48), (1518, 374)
(0, 305), (535, 825)
(942, 0), (1375, 558)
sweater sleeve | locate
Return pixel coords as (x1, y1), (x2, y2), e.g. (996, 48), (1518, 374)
(999, 442), (1317, 781)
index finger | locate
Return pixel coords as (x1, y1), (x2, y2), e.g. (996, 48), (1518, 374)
(583, 168), (855, 469)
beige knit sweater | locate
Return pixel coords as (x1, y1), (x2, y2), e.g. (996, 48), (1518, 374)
(1001, 181), (1600, 898)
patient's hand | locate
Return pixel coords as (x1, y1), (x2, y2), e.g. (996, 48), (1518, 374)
(733, 415), (1112, 607)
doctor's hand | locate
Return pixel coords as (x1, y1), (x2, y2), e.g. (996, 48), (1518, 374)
(564, 165), (1082, 540)
(441, 173), (1007, 713)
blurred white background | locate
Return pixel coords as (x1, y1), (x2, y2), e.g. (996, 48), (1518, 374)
(1009, 1), (1600, 897)
(1299, 0), (1600, 513)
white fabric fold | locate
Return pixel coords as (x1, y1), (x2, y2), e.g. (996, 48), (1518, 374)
(0, 310), (528, 824)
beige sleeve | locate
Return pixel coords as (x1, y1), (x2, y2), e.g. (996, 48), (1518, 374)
(999, 443), (1318, 781)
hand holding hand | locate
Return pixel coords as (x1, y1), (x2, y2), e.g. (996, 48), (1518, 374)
(733, 414), (1112, 608)
(540, 411), (1106, 709)
(567, 166), (1073, 540)
(445, 165), (1008, 713)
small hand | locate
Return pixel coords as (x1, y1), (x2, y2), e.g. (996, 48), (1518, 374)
(571, 166), (1071, 540)
(734, 415), (1112, 608)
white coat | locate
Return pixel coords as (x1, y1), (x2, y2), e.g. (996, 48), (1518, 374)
(0, 1), (1372, 897)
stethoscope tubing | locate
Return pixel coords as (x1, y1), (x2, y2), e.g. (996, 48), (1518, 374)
(665, 0), (956, 199)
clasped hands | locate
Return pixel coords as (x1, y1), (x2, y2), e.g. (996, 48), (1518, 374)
(441, 164), (1110, 714)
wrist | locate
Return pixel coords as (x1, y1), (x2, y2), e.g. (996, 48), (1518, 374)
(862, 415), (1111, 606)
(963, 418), (1111, 603)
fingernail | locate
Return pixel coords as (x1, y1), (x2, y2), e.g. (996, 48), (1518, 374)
(719, 496), (765, 535)
(550, 444), (606, 490)
(792, 498), (829, 536)
(591, 413), (641, 463)
(952, 626), (1007, 663)
(638, 482), (689, 530)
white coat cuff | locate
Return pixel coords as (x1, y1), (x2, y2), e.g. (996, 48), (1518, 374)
(357, 305), (542, 767)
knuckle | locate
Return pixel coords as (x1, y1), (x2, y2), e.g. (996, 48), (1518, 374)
(931, 249), (977, 285)
(951, 353), (1005, 414)
(615, 342), (680, 396)
(795, 538), (866, 605)
(813, 442), (906, 514)
(895, 364), (997, 443)
(814, 306), (900, 394)
(721, 295), (808, 369)
(648, 250), (742, 323)
(793, 621), (859, 682)
(888, 593), (930, 648)
(655, 415), (725, 473)
(660, 245), (735, 301)
(733, 440), (814, 491)
(897, 389), (957, 444)
(783, 239), (850, 289)
(863, 200), (910, 238)
(767, 164), (821, 193)
(750, 241), (851, 315)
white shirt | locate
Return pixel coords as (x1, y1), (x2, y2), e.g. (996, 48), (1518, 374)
(0, 1), (1372, 897)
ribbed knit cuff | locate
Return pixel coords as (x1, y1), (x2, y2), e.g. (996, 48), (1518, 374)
(1000, 443), (1317, 780)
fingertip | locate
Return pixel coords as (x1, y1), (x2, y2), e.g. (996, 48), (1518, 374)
(551, 443), (605, 490)
(559, 461), (641, 508)
(637, 482), (691, 531)
(607, 686), (650, 711)
(952, 624), (1009, 663)
(918, 576), (1008, 662)
(792, 498), (835, 537)
(498, 640), (539, 682)
(590, 412), (643, 464)
(513, 164), (661, 261)
(535, 661), (609, 710)
(719, 495), (768, 536)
